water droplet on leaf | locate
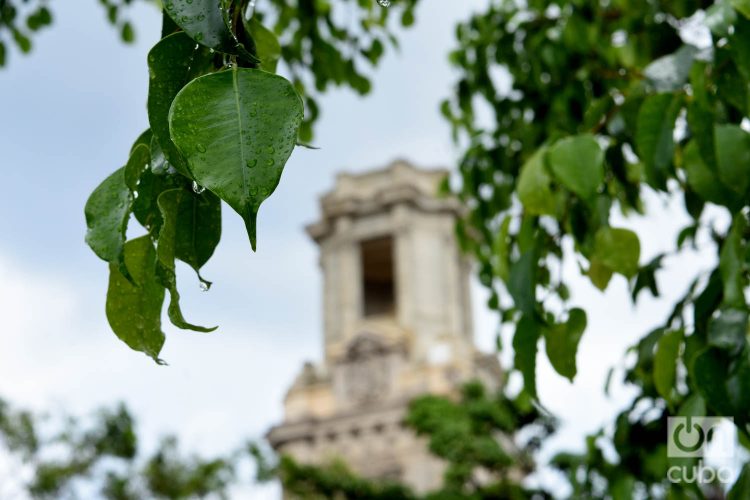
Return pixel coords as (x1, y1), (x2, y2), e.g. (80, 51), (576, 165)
(247, 159), (257, 168)
(196, 144), (207, 153)
(377, 0), (391, 6)
(192, 181), (206, 194)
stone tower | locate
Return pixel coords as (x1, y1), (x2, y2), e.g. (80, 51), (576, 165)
(267, 160), (501, 493)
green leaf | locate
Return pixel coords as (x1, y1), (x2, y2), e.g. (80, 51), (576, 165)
(728, 463), (750, 500)
(706, 0), (737, 35)
(517, 148), (556, 216)
(169, 68), (303, 249)
(132, 170), (184, 234)
(120, 22), (134, 43)
(124, 144), (150, 192)
(513, 314), (541, 398)
(731, 0), (750, 18)
(245, 18), (281, 73)
(588, 256), (613, 291)
(157, 187), (221, 283)
(683, 141), (737, 206)
(653, 329), (683, 402)
(677, 393), (706, 420)
(85, 168), (132, 265)
(720, 214), (747, 308)
(593, 227), (640, 278)
(156, 189), (219, 332)
(692, 347), (750, 422)
(547, 134), (603, 201)
(106, 236), (166, 362)
(149, 134), (169, 175)
(715, 124), (750, 195)
(163, 0), (243, 55)
(708, 308), (748, 354)
(148, 32), (213, 178)
(492, 216), (511, 282)
(130, 129), (153, 155)
(636, 93), (683, 190)
(730, 16), (750, 80)
(544, 308), (587, 381)
(508, 250), (536, 315)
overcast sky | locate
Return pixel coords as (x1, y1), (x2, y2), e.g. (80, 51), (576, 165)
(0, 1), (723, 498)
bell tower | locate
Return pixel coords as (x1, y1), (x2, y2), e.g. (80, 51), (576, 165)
(267, 160), (501, 492)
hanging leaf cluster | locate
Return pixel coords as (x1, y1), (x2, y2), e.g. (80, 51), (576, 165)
(82, 0), (419, 362)
(442, 0), (750, 496)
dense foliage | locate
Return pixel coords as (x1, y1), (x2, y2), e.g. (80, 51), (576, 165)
(441, 0), (750, 496)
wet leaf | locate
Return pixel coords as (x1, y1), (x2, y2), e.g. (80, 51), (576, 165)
(106, 236), (166, 362)
(163, 0), (243, 55)
(85, 168), (132, 266)
(148, 32), (213, 178)
(156, 188), (220, 332)
(124, 144), (150, 192)
(157, 186), (221, 284)
(169, 67), (303, 249)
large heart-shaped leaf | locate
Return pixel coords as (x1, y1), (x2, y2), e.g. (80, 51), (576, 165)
(106, 236), (166, 363)
(148, 32), (213, 178)
(169, 67), (303, 249)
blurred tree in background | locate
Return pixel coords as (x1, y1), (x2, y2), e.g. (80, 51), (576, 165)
(0, 381), (553, 499)
(441, 0), (750, 497)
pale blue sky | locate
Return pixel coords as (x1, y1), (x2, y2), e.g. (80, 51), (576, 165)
(0, 1), (721, 497)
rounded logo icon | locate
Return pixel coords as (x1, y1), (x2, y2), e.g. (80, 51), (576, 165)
(673, 420), (705, 453)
